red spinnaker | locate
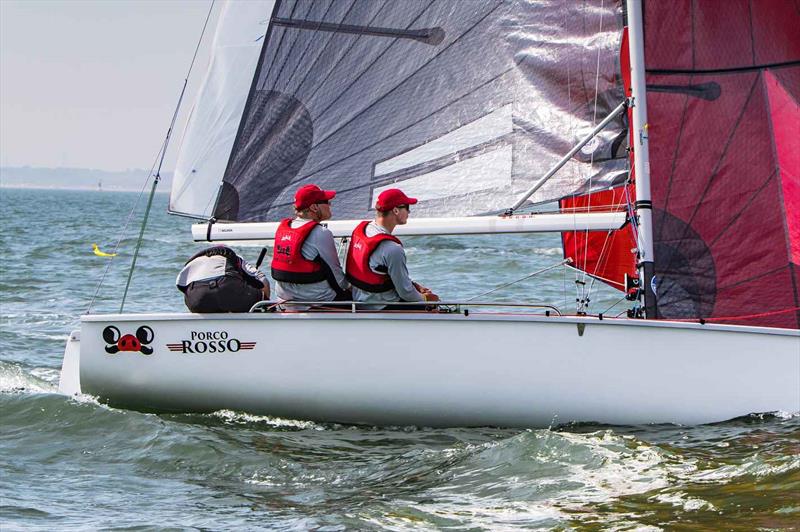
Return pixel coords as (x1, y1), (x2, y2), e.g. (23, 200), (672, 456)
(643, 0), (800, 328)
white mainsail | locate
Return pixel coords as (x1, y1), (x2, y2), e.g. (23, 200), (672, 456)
(169, 0), (276, 218)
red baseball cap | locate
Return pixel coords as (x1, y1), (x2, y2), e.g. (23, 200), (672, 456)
(294, 184), (336, 210)
(375, 188), (418, 211)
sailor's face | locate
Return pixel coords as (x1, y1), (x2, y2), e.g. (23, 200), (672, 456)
(394, 205), (410, 225)
(314, 201), (332, 221)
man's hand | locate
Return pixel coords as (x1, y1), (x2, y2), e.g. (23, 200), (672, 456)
(423, 291), (440, 302)
(413, 281), (430, 294)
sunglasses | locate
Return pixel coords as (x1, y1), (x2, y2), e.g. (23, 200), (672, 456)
(314, 200), (330, 205)
(396, 205), (410, 212)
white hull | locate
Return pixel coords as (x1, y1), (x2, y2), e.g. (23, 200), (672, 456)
(60, 312), (800, 427)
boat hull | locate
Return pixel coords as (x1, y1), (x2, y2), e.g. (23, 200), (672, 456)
(64, 312), (800, 427)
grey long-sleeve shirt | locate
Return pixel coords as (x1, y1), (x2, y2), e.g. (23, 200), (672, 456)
(351, 222), (425, 310)
(274, 218), (349, 308)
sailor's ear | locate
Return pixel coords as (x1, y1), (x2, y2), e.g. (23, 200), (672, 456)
(103, 326), (120, 344)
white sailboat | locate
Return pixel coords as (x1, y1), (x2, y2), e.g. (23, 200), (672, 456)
(59, 0), (800, 427)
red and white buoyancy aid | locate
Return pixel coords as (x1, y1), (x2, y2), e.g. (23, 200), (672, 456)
(271, 219), (326, 283)
(345, 221), (402, 292)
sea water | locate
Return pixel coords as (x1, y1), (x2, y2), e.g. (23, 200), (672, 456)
(1, 187), (798, 530)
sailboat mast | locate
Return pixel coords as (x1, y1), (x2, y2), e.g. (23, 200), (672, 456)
(626, 0), (657, 318)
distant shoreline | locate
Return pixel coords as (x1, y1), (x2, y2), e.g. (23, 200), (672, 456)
(0, 184), (170, 194)
(0, 166), (173, 192)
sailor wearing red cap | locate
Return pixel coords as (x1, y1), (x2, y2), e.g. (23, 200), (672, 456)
(345, 188), (439, 310)
(271, 184), (350, 309)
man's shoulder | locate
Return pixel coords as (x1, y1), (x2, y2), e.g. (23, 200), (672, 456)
(375, 238), (404, 258)
(309, 223), (335, 240)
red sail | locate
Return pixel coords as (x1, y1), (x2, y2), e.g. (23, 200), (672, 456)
(560, 185), (637, 292)
(643, 1), (800, 328)
(560, 27), (637, 294)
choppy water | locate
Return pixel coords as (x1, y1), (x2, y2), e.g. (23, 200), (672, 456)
(1, 187), (798, 530)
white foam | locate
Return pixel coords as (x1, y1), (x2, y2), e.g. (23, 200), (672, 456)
(209, 409), (322, 430)
(0, 363), (57, 394)
(651, 491), (716, 512)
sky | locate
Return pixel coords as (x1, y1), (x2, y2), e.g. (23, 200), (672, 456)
(0, 0), (220, 171)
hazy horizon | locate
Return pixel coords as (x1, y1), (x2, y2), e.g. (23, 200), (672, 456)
(0, 0), (219, 172)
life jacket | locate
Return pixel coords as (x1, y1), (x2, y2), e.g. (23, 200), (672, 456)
(345, 221), (402, 292)
(271, 219), (327, 284)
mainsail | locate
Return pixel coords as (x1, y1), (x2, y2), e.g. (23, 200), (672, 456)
(170, 0), (628, 222)
(643, 1), (800, 328)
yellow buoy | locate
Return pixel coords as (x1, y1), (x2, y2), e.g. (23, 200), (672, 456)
(92, 243), (117, 257)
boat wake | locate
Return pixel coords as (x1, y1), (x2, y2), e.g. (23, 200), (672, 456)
(0, 361), (56, 394)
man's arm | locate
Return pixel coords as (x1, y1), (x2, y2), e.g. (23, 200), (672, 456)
(239, 256), (268, 286)
(305, 226), (349, 291)
(380, 243), (424, 302)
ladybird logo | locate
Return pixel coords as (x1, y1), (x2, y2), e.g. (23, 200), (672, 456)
(103, 325), (154, 355)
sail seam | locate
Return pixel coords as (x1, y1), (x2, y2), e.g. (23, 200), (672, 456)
(762, 70), (800, 327)
(253, 0), (505, 199)
(656, 264), (788, 313)
(223, 0), (440, 218)
(285, 67), (515, 190)
(280, 0), (354, 94)
(295, 1), (398, 110)
(263, 1), (319, 96)
(656, 73), (761, 296)
(211, 0), (285, 219)
(706, 167), (778, 249)
(260, 0), (300, 94)
(298, 1), (446, 140)
(653, 73), (688, 245)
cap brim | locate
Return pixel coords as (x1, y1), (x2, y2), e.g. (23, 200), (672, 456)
(323, 190), (336, 200)
(406, 197), (418, 205)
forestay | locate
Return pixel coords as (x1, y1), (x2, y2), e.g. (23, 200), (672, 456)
(170, 0), (627, 222)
